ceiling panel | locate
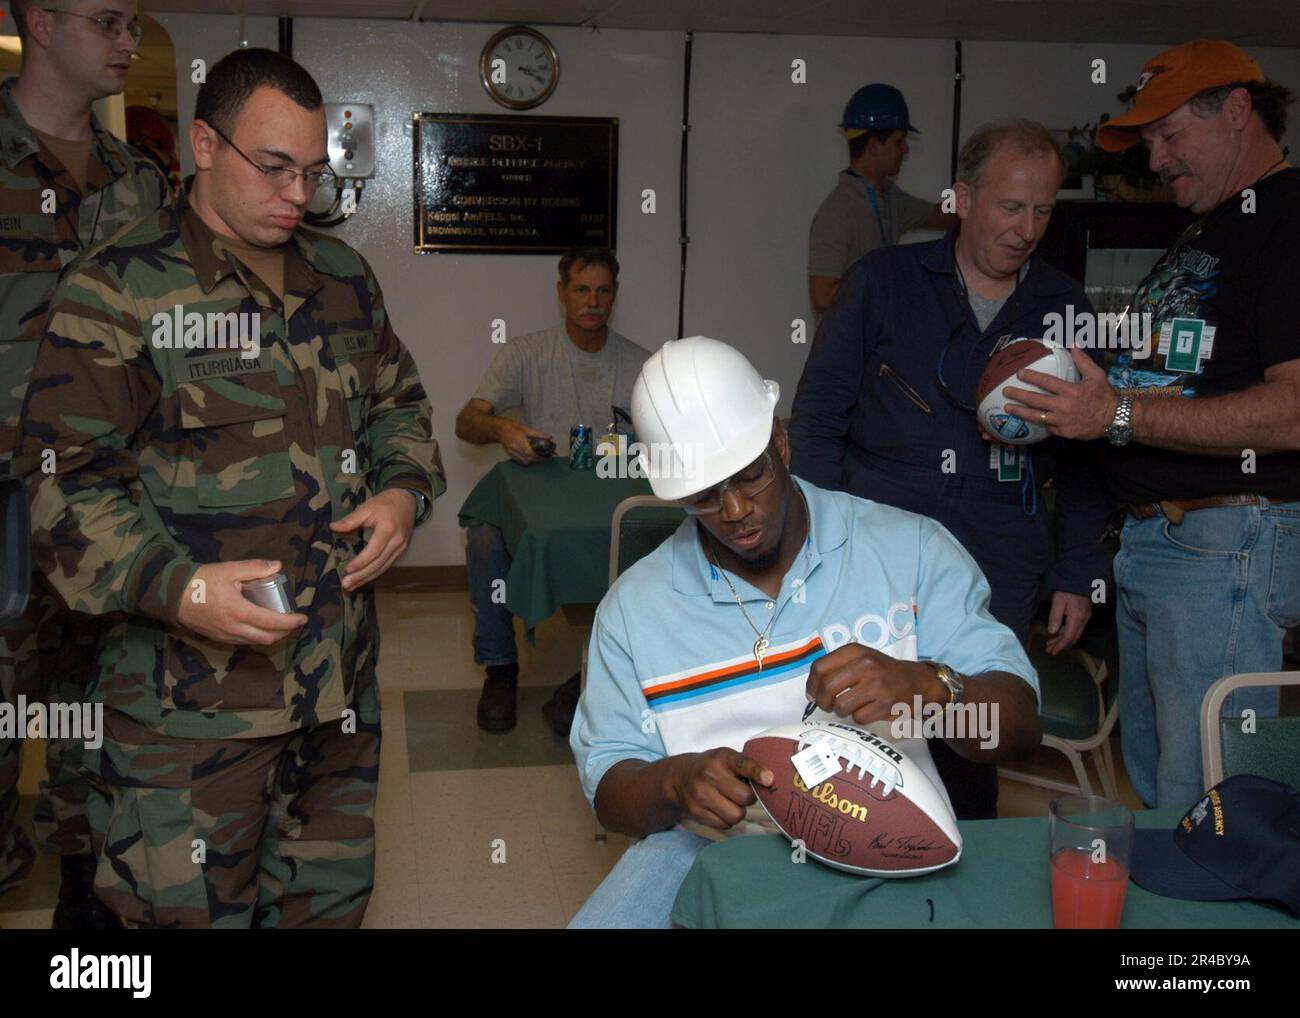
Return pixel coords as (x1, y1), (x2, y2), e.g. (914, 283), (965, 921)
(114, 0), (1300, 46)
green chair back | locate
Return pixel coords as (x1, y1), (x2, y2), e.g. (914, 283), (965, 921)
(614, 504), (683, 580)
(1218, 716), (1300, 789)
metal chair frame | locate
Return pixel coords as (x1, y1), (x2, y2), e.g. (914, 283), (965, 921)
(1200, 671), (1300, 788)
(585, 495), (680, 839)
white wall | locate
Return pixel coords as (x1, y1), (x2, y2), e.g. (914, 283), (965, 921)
(685, 33), (955, 425)
(292, 19), (685, 567)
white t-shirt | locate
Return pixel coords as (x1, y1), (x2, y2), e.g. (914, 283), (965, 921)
(473, 323), (651, 452)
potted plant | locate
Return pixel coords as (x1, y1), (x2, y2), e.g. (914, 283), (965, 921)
(1068, 86), (1172, 202)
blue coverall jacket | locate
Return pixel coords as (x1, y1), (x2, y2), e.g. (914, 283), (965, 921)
(790, 230), (1114, 642)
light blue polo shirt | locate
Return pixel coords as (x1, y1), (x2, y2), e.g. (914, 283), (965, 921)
(570, 477), (1038, 812)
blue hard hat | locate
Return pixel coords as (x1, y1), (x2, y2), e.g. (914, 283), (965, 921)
(840, 83), (918, 136)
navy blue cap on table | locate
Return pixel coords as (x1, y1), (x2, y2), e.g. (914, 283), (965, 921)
(1129, 775), (1300, 916)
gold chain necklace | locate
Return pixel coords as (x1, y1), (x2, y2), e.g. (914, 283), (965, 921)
(706, 548), (777, 668)
(701, 485), (810, 670)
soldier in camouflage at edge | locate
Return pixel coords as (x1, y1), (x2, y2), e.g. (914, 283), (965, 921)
(18, 47), (444, 927)
(0, 0), (169, 928)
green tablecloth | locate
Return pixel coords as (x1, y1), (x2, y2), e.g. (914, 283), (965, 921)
(671, 807), (1300, 929)
(458, 458), (669, 630)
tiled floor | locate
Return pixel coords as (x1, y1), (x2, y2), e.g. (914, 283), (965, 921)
(0, 590), (1139, 929)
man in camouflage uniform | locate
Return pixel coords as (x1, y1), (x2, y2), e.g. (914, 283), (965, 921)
(0, 0), (169, 927)
(19, 47), (444, 928)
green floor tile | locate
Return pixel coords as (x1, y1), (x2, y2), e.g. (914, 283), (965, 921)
(0, 796), (59, 914)
(405, 685), (577, 772)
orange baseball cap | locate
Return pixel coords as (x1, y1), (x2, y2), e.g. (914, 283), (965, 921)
(1096, 40), (1265, 152)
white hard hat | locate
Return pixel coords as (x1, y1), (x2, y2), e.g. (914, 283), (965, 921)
(630, 336), (780, 501)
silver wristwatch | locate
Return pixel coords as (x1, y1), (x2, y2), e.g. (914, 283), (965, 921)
(410, 490), (430, 525)
(1106, 394), (1134, 447)
(932, 662), (964, 705)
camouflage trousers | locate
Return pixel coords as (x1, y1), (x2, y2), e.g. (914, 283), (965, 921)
(0, 573), (100, 894)
(88, 669), (382, 928)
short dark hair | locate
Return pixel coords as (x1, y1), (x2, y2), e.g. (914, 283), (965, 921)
(10, 0), (36, 44)
(558, 246), (619, 286)
(194, 48), (323, 137)
(848, 128), (898, 162)
(1190, 80), (1295, 142)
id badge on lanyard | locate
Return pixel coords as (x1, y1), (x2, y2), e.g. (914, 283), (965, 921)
(989, 444), (1024, 481)
(856, 175), (890, 248)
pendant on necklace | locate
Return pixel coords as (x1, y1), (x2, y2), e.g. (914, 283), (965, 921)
(753, 634), (769, 669)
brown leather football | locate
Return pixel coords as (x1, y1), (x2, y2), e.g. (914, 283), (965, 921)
(744, 721), (962, 877)
(976, 338), (1080, 445)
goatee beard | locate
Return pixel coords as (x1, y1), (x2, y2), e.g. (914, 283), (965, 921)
(740, 543), (782, 574)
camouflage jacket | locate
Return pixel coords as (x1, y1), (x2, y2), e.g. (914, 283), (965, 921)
(0, 76), (169, 478)
(19, 193), (445, 739)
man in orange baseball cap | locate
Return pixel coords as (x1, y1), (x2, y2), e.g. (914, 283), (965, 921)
(997, 40), (1300, 810)
(1095, 40), (1287, 211)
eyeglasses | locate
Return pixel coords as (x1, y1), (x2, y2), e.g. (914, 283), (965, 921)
(679, 452), (776, 515)
(42, 8), (144, 45)
(209, 124), (337, 192)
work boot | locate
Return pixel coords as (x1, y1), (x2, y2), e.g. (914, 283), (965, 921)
(52, 854), (121, 930)
(477, 663), (519, 732)
(541, 671), (582, 738)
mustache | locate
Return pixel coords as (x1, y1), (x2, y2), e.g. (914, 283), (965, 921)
(1159, 164), (1191, 185)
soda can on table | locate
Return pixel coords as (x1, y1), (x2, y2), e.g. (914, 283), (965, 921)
(242, 573), (295, 614)
(569, 425), (593, 470)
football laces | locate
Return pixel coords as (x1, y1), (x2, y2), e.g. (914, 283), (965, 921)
(798, 734), (903, 797)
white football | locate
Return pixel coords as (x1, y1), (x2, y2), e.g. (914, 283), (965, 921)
(976, 338), (1081, 446)
(743, 720), (962, 877)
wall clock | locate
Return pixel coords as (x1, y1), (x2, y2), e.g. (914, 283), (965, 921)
(480, 26), (560, 111)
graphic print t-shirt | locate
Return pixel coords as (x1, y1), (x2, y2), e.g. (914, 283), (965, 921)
(1102, 166), (1300, 503)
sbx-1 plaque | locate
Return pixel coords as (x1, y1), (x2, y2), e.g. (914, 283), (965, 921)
(413, 113), (617, 254)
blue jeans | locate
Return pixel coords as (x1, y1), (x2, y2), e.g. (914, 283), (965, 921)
(465, 523), (517, 667)
(1114, 501), (1300, 809)
(567, 829), (711, 929)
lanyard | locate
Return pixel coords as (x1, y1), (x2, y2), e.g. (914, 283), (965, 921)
(934, 257), (1022, 412)
(849, 171), (890, 248)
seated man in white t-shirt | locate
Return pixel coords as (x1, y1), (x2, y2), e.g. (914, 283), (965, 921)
(569, 337), (1043, 928)
(455, 247), (650, 734)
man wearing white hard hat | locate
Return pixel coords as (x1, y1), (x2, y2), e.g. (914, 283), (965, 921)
(568, 337), (1042, 928)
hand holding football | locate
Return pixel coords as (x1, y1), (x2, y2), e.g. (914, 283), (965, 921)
(977, 338), (1081, 445)
(668, 747), (774, 831)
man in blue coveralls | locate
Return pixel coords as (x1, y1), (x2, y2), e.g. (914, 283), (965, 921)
(789, 119), (1112, 820)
